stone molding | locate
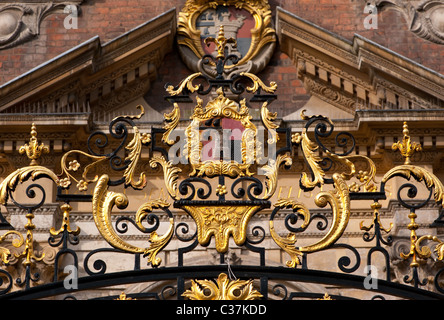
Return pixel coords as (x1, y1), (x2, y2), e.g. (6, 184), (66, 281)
(371, 0), (444, 45)
(276, 6), (444, 118)
(0, 8), (176, 114)
(0, 1), (84, 50)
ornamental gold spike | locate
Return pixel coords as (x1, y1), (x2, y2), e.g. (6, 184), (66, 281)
(204, 25), (237, 60)
(19, 123), (49, 166)
(392, 122), (422, 165)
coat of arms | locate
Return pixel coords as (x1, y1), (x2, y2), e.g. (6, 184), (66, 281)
(177, 0), (276, 77)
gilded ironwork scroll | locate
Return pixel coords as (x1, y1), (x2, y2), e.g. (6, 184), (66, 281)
(1, 1), (444, 300)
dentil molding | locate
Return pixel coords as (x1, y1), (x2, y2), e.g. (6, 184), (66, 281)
(0, 1), (84, 50)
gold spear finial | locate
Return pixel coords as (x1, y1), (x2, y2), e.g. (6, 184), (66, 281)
(19, 123), (49, 166)
(392, 122), (422, 165)
(204, 25), (237, 60)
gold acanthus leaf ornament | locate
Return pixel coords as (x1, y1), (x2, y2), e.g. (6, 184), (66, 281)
(123, 125), (151, 190)
(149, 156), (182, 201)
(270, 199), (310, 267)
(270, 173), (351, 267)
(382, 165), (444, 205)
(0, 231), (25, 265)
(162, 103), (180, 146)
(166, 72), (202, 96)
(261, 153), (292, 200)
(183, 273), (262, 300)
(59, 106), (151, 191)
(293, 110), (377, 192)
(0, 166), (60, 206)
(92, 175), (174, 267)
(240, 72), (278, 94)
(260, 101), (279, 144)
(181, 205), (263, 253)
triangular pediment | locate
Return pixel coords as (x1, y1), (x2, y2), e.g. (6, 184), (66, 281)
(283, 95), (355, 123)
(276, 7), (444, 126)
(0, 9), (177, 128)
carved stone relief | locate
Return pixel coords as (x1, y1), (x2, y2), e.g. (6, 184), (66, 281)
(0, 1), (84, 50)
(370, 0), (444, 45)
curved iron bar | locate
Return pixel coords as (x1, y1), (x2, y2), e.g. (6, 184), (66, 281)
(362, 224), (393, 247)
(311, 213), (329, 231)
(178, 177), (212, 201)
(397, 183), (433, 210)
(52, 248), (79, 282)
(2, 265), (443, 300)
(246, 226), (266, 245)
(49, 226), (80, 282)
(328, 243), (361, 274)
(116, 212), (164, 234)
(84, 248), (142, 276)
(8, 184), (46, 212)
(177, 238), (199, 267)
(231, 176), (264, 201)
(305, 116), (356, 157)
(0, 270), (14, 295)
(434, 267), (444, 294)
(244, 225), (266, 266)
(16, 266), (40, 290)
(86, 115), (145, 186)
(271, 283), (288, 300)
(175, 222), (197, 242)
(404, 266), (429, 289)
(367, 246), (391, 282)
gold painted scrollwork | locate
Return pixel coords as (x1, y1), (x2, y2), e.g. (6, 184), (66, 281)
(162, 103), (180, 146)
(183, 273), (262, 300)
(0, 231), (25, 265)
(92, 175), (174, 267)
(183, 87), (258, 177)
(270, 173), (351, 267)
(149, 156), (182, 201)
(124, 125), (151, 190)
(0, 166), (60, 206)
(382, 165), (444, 205)
(60, 105), (151, 191)
(240, 72), (277, 94)
(293, 110), (377, 192)
(261, 154), (292, 200)
(260, 101), (279, 144)
(165, 72), (202, 96)
(270, 198), (309, 267)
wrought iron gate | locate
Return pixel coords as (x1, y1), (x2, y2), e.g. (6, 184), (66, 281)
(0, 26), (444, 301)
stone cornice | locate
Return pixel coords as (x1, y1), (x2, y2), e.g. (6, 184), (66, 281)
(276, 6), (444, 116)
(0, 8), (177, 112)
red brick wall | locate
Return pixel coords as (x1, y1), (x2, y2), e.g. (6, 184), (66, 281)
(1, 0), (442, 91)
(273, 0), (443, 74)
(0, 0), (185, 84)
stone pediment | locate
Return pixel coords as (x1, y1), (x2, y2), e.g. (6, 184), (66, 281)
(1, 5), (444, 129)
(0, 8), (176, 126)
(276, 7), (444, 124)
